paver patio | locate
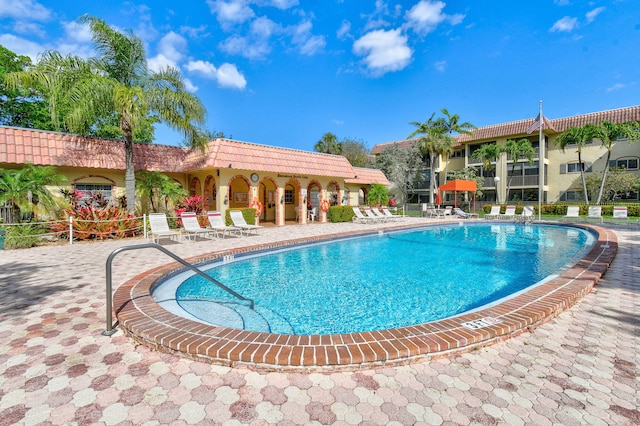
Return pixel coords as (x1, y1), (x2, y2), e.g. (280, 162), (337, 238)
(0, 218), (638, 425)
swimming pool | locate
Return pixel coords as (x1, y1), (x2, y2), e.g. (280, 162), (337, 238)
(154, 223), (595, 335)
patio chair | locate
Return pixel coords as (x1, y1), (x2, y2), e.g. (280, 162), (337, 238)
(585, 206), (603, 224)
(500, 205), (517, 220)
(484, 205), (502, 220)
(454, 207), (478, 219)
(607, 206), (630, 224)
(443, 206), (453, 216)
(562, 206), (581, 222)
(380, 207), (400, 220)
(181, 212), (214, 241)
(148, 213), (181, 243)
(364, 207), (384, 223)
(308, 207), (317, 223)
(207, 211), (242, 238)
(230, 210), (263, 235)
(352, 207), (375, 224)
(519, 206), (535, 222)
(371, 207), (391, 222)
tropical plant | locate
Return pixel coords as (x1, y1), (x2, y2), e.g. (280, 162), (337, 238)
(555, 126), (593, 204)
(584, 120), (640, 204)
(339, 137), (371, 167)
(408, 113), (452, 203)
(5, 15), (209, 212)
(470, 143), (502, 177)
(438, 108), (476, 183)
(503, 138), (536, 199)
(136, 170), (187, 213)
(584, 167), (640, 203)
(0, 164), (66, 221)
(366, 183), (390, 207)
(181, 195), (205, 215)
(375, 142), (425, 204)
(314, 132), (342, 154)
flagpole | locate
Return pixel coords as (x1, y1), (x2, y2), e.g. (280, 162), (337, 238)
(538, 100), (543, 221)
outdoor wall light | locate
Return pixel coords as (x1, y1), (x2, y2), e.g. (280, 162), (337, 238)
(224, 195), (228, 205)
(280, 195), (284, 205)
(216, 169), (220, 176)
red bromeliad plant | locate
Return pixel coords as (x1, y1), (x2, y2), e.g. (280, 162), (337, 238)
(50, 192), (141, 240)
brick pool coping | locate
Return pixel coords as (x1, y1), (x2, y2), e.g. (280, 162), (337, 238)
(113, 222), (618, 371)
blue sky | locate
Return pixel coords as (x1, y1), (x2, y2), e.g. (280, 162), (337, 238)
(1, 0), (638, 151)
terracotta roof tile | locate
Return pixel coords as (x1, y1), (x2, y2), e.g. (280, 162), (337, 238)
(346, 167), (390, 185)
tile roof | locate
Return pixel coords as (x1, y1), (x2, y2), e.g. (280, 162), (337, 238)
(371, 105), (640, 154)
(0, 126), (377, 182)
(184, 138), (357, 178)
(345, 167), (390, 185)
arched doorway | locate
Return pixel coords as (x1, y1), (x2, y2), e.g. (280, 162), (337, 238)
(327, 181), (340, 206)
(307, 182), (322, 212)
(258, 177), (277, 223)
(203, 175), (217, 211)
(228, 175), (250, 210)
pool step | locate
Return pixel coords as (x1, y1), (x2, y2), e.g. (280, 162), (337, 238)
(178, 299), (294, 334)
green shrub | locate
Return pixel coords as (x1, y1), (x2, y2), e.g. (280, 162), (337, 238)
(5, 223), (45, 249)
(326, 206), (355, 223)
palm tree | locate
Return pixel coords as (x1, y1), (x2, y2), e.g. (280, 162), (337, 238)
(408, 113), (448, 204)
(314, 132), (342, 154)
(503, 138), (536, 201)
(585, 120), (640, 204)
(6, 15), (209, 212)
(0, 164), (66, 221)
(470, 143), (501, 177)
(438, 108), (476, 183)
(555, 126), (592, 204)
(136, 170), (187, 213)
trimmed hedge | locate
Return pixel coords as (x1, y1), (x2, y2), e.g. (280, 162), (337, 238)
(327, 206), (355, 223)
(481, 204), (639, 217)
(225, 208), (258, 225)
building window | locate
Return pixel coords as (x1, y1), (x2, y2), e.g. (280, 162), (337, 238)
(284, 187), (294, 204)
(560, 162), (591, 174)
(609, 157), (639, 170)
(74, 184), (113, 206)
(451, 149), (464, 158)
(562, 190), (583, 201)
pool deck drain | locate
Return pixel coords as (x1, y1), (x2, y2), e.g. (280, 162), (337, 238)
(114, 222), (618, 371)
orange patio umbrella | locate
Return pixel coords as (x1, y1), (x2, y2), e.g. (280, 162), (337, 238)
(437, 179), (477, 211)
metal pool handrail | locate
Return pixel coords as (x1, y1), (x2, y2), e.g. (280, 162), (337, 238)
(103, 243), (254, 336)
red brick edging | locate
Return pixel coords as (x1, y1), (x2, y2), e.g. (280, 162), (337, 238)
(113, 223), (617, 371)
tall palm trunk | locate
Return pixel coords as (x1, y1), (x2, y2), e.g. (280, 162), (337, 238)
(595, 149), (612, 205)
(121, 115), (136, 212)
(578, 151), (590, 205)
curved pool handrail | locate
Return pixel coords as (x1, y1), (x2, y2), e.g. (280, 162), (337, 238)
(103, 243), (254, 336)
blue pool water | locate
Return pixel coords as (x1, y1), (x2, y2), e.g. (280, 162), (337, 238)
(156, 223), (595, 335)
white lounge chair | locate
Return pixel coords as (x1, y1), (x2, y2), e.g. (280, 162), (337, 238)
(352, 207), (375, 224)
(454, 207), (478, 219)
(608, 206), (630, 224)
(364, 207), (384, 223)
(520, 206), (535, 222)
(380, 207), (400, 220)
(500, 205), (517, 220)
(308, 207), (317, 223)
(207, 211), (242, 238)
(148, 213), (181, 243)
(229, 210), (263, 235)
(484, 205), (502, 219)
(562, 206), (581, 222)
(371, 207), (390, 222)
(181, 212), (214, 241)
(585, 206), (603, 224)
(443, 206), (453, 216)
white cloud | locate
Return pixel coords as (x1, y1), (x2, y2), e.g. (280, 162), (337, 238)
(62, 21), (93, 43)
(0, 34), (46, 61)
(550, 16), (578, 32)
(606, 83), (625, 93)
(291, 20), (326, 55)
(147, 53), (178, 72)
(265, 0), (298, 9)
(0, 0), (51, 21)
(337, 20), (351, 40)
(11, 21), (46, 38)
(353, 28), (412, 76)
(185, 60), (246, 90)
(405, 0), (447, 35)
(219, 16), (278, 59)
(448, 13), (465, 26)
(434, 60), (447, 72)
(207, 0), (255, 27)
(216, 63), (247, 89)
(156, 31), (187, 63)
(184, 78), (198, 92)
(585, 7), (605, 23)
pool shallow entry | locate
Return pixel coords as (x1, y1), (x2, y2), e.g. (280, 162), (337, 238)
(159, 224), (595, 335)
(113, 223), (618, 370)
